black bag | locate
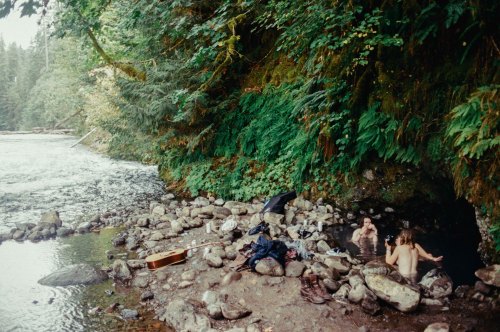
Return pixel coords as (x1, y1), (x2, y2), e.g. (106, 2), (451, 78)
(261, 191), (297, 215)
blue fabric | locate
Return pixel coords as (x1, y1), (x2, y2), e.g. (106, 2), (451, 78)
(248, 235), (288, 270)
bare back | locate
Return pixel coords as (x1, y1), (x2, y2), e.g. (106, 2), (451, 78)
(395, 244), (418, 277)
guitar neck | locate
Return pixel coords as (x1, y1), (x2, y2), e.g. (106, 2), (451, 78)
(188, 241), (224, 250)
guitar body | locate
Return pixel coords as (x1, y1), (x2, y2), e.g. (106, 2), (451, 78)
(145, 241), (224, 270)
(146, 249), (187, 270)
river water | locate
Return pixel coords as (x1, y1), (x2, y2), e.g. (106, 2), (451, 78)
(0, 134), (166, 332)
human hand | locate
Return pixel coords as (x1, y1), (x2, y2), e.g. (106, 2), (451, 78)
(433, 256), (443, 262)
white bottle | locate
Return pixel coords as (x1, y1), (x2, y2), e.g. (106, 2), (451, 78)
(318, 221), (323, 232)
(206, 222), (211, 234)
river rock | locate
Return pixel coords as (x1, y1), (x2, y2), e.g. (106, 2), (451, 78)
(293, 196), (313, 211)
(419, 269), (453, 298)
(56, 227), (73, 237)
(285, 261), (305, 277)
(126, 236), (139, 250)
(348, 284), (369, 304)
(323, 278), (340, 292)
(202, 290), (220, 306)
(12, 229), (24, 240)
(38, 263), (108, 286)
(424, 322), (449, 332)
(361, 295), (380, 315)
(121, 309), (139, 320)
(475, 264), (500, 287)
(159, 299), (211, 331)
(206, 253), (223, 268)
(255, 258), (285, 276)
(263, 212), (284, 225)
(323, 256), (351, 274)
(221, 271), (242, 286)
(365, 274), (421, 312)
(221, 303), (252, 320)
(132, 272), (150, 288)
(149, 231), (164, 241)
(213, 207), (231, 219)
(76, 221), (91, 233)
(361, 260), (393, 276)
(152, 205), (166, 216)
(27, 230), (43, 242)
(40, 211), (62, 228)
(311, 261), (337, 280)
(474, 280), (491, 294)
(316, 240), (331, 253)
(112, 259), (132, 281)
(207, 304), (223, 319)
(182, 270), (197, 281)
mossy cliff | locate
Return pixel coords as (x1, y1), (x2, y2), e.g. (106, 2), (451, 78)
(51, 1), (498, 262)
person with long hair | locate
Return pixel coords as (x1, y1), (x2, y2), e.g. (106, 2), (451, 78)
(385, 229), (443, 283)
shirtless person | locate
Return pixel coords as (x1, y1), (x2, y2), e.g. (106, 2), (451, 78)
(352, 217), (378, 243)
(385, 229), (443, 283)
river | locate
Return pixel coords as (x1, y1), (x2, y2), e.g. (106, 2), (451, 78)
(0, 134), (165, 332)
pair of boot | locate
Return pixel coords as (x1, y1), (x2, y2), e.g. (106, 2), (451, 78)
(299, 274), (331, 304)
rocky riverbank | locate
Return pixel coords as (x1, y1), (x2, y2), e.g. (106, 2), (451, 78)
(2, 194), (499, 332)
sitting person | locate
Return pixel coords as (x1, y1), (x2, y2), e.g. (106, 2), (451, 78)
(352, 217), (378, 243)
(385, 229), (443, 283)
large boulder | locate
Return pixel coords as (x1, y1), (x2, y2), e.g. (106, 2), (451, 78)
(255, 259), (285, 277)
(419, 269), (453, 299)
(475, 264), (500, 287)
(361, 260), (393, 277)
(39, 211), (62, 228)
(159, 299), (211, 331)
(38, 264), (108, 286)
(365, 274), (421, 312)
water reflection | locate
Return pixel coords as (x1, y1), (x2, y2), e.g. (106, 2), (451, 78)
(0, 229), (162, 332)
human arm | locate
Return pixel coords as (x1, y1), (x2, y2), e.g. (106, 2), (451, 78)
(352, 229), (361, 242)
(385, 241), (399, 265)
(415, 243), (443, 262)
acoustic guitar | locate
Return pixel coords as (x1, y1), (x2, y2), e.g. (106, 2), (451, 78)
(146, 241), (223, 270)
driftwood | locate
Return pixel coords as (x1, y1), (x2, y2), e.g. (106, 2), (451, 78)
(70, 128), (97, 148)
(53, 109), (83, 130)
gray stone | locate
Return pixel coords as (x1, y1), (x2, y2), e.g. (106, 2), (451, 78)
(221, 271), (242, 286)
(221, 303), (252, 320)
(333, 284), (351, 299)
(323, 279), (340, 292)
(38, 264), (108, 286)
(363, 169), (375, 181)
(121, 309), (139, 319)
(255, 259), (284, 277)
(206, 253), (223, 268)
(40, 211), (62, 228)
(111, 259), (132, 281)
(152, 205), (166, 216)
(285, 261), (305, 277)
(12, 229), (25, 240)
(140, 291), (154, 301)
(213, 206), (231, 219)
(361, 296), (380, 316)
(475, 264), (500, 287)
(361, 260), (393, 276)
(132, 273), (150, 288)
(293, 196), (313, 211)
(56, 227), (73, 237)
(207, 304), (223, 319)
(127, 259), (146, 269)
(76, 222), (91, 233)
(424, 322), (449, 332)
(474, 280), (491, 295)
(323, 256), (351, 274)
(159, 299), (211, 331)
(419, 269), (453, 299)
(178, 281), (194, 289)
(365, 274), (420, 312)
(202, 290), (220, 306)
(149, 231), (164, 241)
(263, 212), (284, 225)
(311, 261), (336, 280)
(181, 270), (197, 281)
(316, 240), (331, 253)
(348, 284), (369, 304)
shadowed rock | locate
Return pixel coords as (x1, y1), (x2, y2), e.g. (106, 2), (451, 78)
(38, 264), (108, 286)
